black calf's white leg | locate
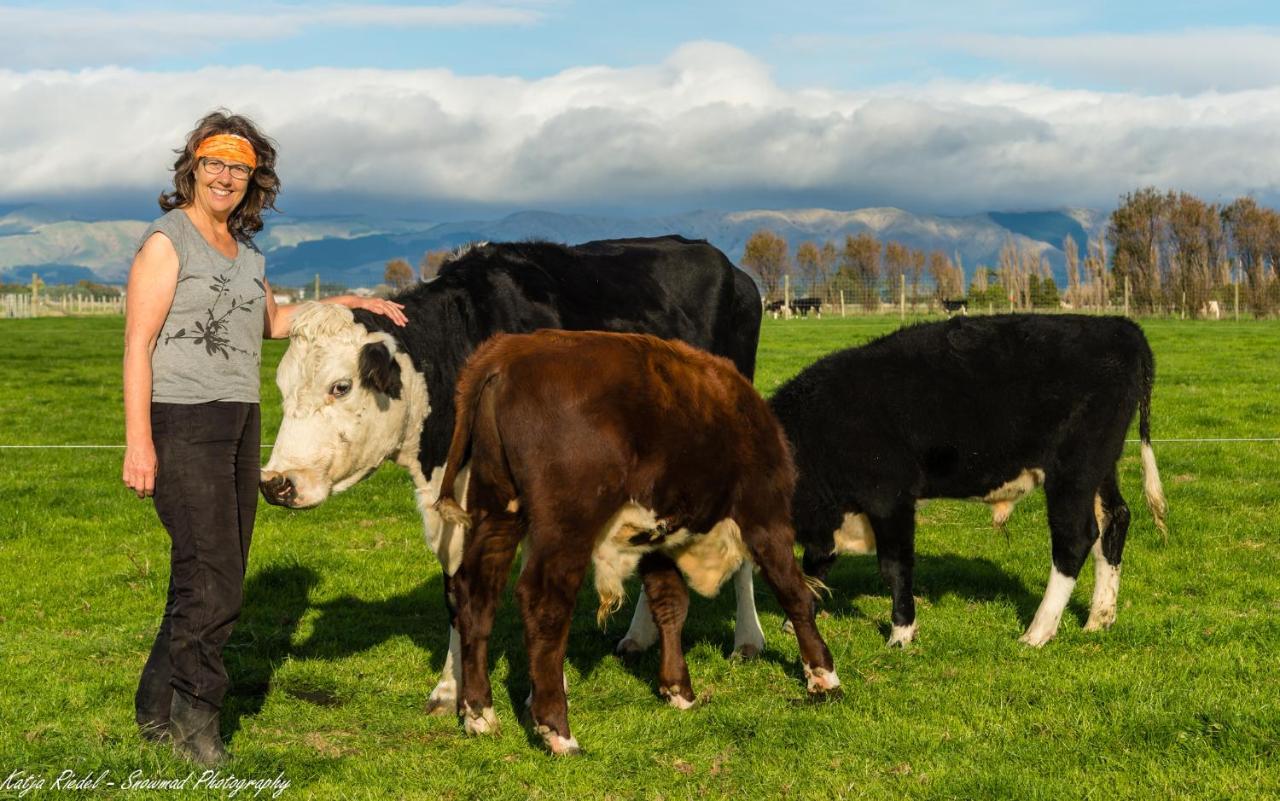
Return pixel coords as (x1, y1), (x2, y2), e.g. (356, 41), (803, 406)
(1085, 472), (1130, 632)
(1021, 482), (1100, 646)
(620, 562), (763, 658)
(870, 505), (918, 647)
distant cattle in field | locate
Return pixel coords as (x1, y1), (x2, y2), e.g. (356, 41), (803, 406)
(941, 298), (968, 316)
(765, 314), (1168, 648)
(259, 236), (765, 714)
(765, 297), (823, 318)
(434, 330), (840, 755)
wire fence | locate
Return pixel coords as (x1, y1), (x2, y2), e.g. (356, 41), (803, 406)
(3, 293), (125, 318)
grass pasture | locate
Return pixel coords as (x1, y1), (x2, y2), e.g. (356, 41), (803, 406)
(1, 315), (1277, 800)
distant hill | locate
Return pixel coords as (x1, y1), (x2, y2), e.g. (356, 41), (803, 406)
(0, 204), (1110, 289)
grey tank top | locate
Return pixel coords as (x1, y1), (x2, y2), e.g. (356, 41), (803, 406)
(139, 209), (266, 404)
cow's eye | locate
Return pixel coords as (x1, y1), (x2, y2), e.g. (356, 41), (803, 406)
(330, 379), (353, 398)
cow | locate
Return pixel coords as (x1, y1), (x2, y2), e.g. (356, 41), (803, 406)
(258, 236), (767, 714)
(622, 314), (1169, 654)
(433, 330), (841, 755)
(791, 297), (823, 317)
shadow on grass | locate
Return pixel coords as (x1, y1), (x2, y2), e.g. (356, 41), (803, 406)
(223, 564), (319, 738)
(227, 549), (1054, 745)
(809, 550), (1074, 638)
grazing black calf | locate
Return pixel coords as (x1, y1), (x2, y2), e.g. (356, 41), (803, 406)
(769, 314), (1168, 647)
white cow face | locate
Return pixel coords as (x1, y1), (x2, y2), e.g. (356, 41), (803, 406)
(261, 303), (422, 508)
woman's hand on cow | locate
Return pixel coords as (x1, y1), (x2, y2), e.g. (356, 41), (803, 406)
(123, 440), (158, 498)
(352, 297), (408, 327)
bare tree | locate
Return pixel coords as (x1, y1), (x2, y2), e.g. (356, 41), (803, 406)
(1064, 234), (1080, 308)
(385, 258), (415, 291)
(420, 249), (450, 282)
(839, 233), (881, 310)
(742, 229), (790, 302)
(909, 248), (925, 308)
(794, 241), (824, 298)
(1222, 197), (1275, 317)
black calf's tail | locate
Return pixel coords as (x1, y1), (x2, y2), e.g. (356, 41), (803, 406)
(1138, 347), (1169, 539)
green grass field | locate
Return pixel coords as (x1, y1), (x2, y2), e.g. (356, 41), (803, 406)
(1, 315), (1277, 800)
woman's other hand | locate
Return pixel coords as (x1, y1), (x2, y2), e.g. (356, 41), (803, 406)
(123, 439), (158, 498)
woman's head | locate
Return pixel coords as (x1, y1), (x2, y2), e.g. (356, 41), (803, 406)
(160, 110), (280, 242)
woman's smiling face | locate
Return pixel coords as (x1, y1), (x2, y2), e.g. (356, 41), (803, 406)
(192, 157), (251, 217)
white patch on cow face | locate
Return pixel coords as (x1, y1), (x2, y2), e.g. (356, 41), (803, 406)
(1020, 566), (1076, 647)
(833, 512), (877, 555)
(591, 503), (748, 626)
(262, 304), (428, 508)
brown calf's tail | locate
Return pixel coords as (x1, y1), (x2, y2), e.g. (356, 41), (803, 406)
(432, 369), (503, 531)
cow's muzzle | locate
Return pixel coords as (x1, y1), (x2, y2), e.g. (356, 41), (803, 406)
(259, 472), (297, 507)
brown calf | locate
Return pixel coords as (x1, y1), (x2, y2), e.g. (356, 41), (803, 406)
(435, 330), (840, 755)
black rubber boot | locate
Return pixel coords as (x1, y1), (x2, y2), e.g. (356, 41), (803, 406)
(170, 691), (227, 766)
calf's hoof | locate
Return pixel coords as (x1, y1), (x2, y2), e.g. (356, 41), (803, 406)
(1018, 627), (1056, 648)
(887, 622), (918, 648)
(660, 685), (696, 710)
(780, 619), (795, 636)
(1083, 608), (1116, 632)
(534, 725), (582, 756)
(615, 637), (648, 658)
(731, 643), (760, 660)
(462, 703), (499, 736)
(804, 666), (842, 697)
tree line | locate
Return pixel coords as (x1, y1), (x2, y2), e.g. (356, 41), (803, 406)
(739, 188), (1280, 317)
(381, 188), (1280, 318)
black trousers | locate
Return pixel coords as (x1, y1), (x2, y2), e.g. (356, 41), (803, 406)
(135, 401), (259, 719)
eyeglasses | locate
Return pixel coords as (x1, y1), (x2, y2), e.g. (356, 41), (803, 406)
(199, 158), (253, 181)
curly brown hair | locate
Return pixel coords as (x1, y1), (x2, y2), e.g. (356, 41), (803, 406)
(159, 110), (281, 243)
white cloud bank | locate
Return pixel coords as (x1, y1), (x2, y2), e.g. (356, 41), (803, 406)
(2, 42), (1278, 214)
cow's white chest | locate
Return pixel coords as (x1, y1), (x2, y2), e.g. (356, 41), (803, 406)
(591, 502), (747, 625)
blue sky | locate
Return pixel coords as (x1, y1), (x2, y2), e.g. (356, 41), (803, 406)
(2, 1), (1278, 217)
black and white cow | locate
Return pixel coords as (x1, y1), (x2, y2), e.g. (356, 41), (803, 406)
(622, 314), (1169, 652)
(258, 236), (765, 712)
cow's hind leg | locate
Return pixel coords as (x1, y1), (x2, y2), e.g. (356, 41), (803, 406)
(782, 546), (837, 637)
(1085, 470), (1130, 632)
(741, 524), (840, 697)
(730, 562), (766, 659)
(870, 505), (918, 647)
(516, 544), (592, 755)
(638, 553), (695, 708)
(454, 507), (522, 735)
(1021, 479), (1100, 646)
(617, 592), (659, 657)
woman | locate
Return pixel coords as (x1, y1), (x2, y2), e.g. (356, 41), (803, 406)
(121, 110), (406, 764)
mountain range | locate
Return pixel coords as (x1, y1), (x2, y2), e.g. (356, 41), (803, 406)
(0, 205), (1109, 290)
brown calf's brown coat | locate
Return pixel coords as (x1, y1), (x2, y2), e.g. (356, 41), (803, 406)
(435, 330), (839, 754)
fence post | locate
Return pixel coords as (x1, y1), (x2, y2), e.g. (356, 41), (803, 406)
(314, 273), (321, 301)
(1234, 279), (1240, 321)
(899, 274), (906, 321)
(1124, 275), (1131, 317)
(783, 275), (792, 320)
(1181, 290), (1186, 320)
(839, 290), (845, 318)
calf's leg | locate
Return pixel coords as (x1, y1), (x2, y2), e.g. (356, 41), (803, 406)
(638, 553), (694, 708)
(1021, 480), (1100, 646)
(620, 562), (763, 659)
(1085, 470), (1130, 632)
(742, 524), (840, 696)
(869, 505), (918, 647)
(454, 506), (523, 735)
(516, 545), (592, 755)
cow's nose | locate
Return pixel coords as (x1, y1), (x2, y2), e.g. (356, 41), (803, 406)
(260, 473), (296, 506)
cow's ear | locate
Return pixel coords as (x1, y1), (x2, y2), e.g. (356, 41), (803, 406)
(358, 341), (402, 399)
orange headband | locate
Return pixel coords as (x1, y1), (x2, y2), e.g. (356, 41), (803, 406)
(194, 134), (258, 170)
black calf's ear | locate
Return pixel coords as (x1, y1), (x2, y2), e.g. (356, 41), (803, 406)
(358, 341), (402, 399)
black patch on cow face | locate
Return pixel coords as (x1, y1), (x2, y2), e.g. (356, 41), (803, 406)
(358, 341), (403, 399)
